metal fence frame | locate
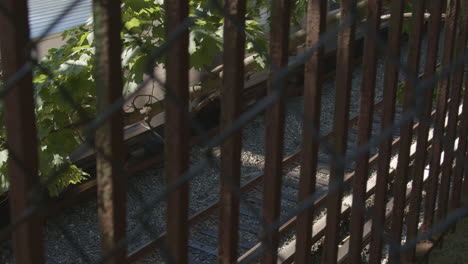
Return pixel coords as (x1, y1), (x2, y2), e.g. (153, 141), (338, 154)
(0, 0), (467, 263)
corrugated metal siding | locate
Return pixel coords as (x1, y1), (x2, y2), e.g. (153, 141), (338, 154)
(28, 0), (92, 38)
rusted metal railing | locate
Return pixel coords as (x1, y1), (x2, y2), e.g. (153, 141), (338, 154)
(0, 0), (467, 263)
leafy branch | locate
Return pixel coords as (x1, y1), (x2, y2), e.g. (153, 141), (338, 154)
(0, 0), (270, 196)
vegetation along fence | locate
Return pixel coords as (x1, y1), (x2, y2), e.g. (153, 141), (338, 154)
(0, 0), (467, 263)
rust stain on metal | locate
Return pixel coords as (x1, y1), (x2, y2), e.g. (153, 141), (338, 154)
(93, 0), (127, 262)
(420, 0), (449, 233)
(218, 0), (246, 263)
(433, 0), (460, 225)
(368, 0), (406, 262)
(261, 0), (292, 263)
(323, 0), (356, 263)
(348, 0), (381, 262)
(0, 0), (44, 263)
(164, 0), (190, 263)
(448, 10), (468, 217)
(294, 0), (327, 263)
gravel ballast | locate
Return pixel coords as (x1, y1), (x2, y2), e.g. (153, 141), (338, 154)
(0, 33), (444, 264)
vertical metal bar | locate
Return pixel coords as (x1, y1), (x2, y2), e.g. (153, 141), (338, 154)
(449, 15), (468, 214)
(404, 0), (445, 258)
(367, 0), (405, 262)
(93, 0), (126, 262)
(422, 0), (456, 232)
(165, 0), (190, 263)
(348, 0), (382, 263)
(261, 0), (292, 263)
(294, 0), (327, 263)
(322, 1), (356, 263)
(460, 72), (468, 197)
(434, 0), (460, 224)
(217, 0), (246, 263)
(391, 1), (425, 255)
(0, 1), (44, 263)
(401, 0), (429, 261)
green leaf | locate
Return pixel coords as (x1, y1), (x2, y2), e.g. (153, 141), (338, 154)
(0, 0), (289, 197)
(33, 74), (48, 84)
(125, 17), (141, 30)
(130, 54), (149, 83)
(86, 32), (94, 45)
(125, 0), (147, 12)
(37, 118), (54, 140)
(189, 32), (197, 55)
(46, 128), (78, 154)
(122, 46), (141, 66)
(0, 149), (7, 164)
(253, 54), (267, 70)
(77, 32), (89, 46)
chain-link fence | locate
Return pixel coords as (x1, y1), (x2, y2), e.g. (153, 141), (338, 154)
(0, 0), (467, 263)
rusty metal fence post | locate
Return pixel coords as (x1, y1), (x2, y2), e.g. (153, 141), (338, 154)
(403, 0), (429, 262)
(433, 0), (461, 225)
(164, 0), (190, 263)
(261, 0), (292, 263)
(295, 0), (326, 263)
(403, 0), (445, 260)
(218, 0), (246, 263)
(448, 4), (468, 217)
(348, 0), (381, 262)
(93, 0), (127, 263)
(323, 0), (356, 263)
(0, 1), (44, 263)
(422, 0), (458, 237)
(0, 0), (468, 263)
(367, 0), (405, 262)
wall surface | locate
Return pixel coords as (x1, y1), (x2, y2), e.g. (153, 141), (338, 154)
(28, 0), (92, 38)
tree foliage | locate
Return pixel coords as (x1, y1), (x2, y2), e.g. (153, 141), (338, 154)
(0, 0), (319, 196)
(0, 0), (285, 196)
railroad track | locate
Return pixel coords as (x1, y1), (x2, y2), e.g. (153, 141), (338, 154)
(128, 54), (438, 263)
(159, 102), (402, 263)
(2, 23), (438, 264)
(130, 84), (438, 263)
(0, 19), (380, 229)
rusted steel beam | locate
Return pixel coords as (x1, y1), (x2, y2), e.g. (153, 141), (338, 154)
(449, 14), (468, 215)
(0, 0), (44, 263)
(402, 0), (445, 254)
(421, 0), (453, 233)
(261, 0), (292, 263)
(218, 0), (246, 263)
(164, 0), (190, 263)
(93, 0), (126, 263)
(323, 1), (356, 263)
(434, 0), (460, 224)
(294, 0), (327, 263)
(348, 0), (381, 263)
(368, 1), (405, 262)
